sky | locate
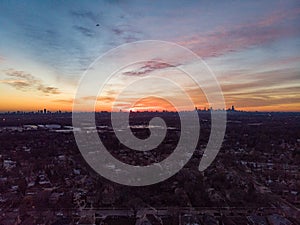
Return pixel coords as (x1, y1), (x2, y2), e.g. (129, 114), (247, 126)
(0, 0), (300, 112)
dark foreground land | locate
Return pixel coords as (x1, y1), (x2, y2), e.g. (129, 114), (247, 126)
(0, 111), (299, 225)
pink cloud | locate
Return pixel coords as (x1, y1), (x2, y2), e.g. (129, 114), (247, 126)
(257, 8), (300, 27)
(176, 8), (300, 58)
(264, 56), (300, 66)
(123, 60), (179, 76)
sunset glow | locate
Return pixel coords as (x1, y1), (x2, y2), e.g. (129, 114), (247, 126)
(1, 1), (299, 112)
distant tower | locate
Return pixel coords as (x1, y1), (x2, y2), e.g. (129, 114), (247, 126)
(43, 108), (47, 114)
(231, 105), (235, 111)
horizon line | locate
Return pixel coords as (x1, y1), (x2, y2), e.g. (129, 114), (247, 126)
(0, 109), (300, 114)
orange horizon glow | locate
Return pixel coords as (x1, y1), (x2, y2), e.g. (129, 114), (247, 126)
(1, 96), (299, 113)
(1, 82), (300, 113)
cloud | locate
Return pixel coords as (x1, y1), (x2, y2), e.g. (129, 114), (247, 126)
(182, 67), (300, 110)
(112, 28), (124, 35)
(37, 85), (60, 95)
(226, 93), (300, 108)
(257, 7), (300, 27)
(220, 69), (300, 93)
(221, 70), (300, 109)
(264, 56), (300, 67)
(97, 96), (115, 103)
(1, 69), (60, 95)
(0, 80), (30, 90)
(123, 60), (179, 76)
(110, 24), (143, 43)
(73, 96), (116, 103)
(52, 99), (74, 104)
(177, 7), (300, 58)
(70, 10), (100, 23)
(180, 26), (298, 58)
(5, 70), (35, 80)
(73, 25), (95, 37)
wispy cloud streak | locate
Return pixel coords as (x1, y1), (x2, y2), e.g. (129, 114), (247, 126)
(177, 7), (300, 58)
(123, 61), (179, 76)
(1, 69), (60, 95)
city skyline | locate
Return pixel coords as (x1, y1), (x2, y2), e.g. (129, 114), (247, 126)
(1, 0), (300, 112)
